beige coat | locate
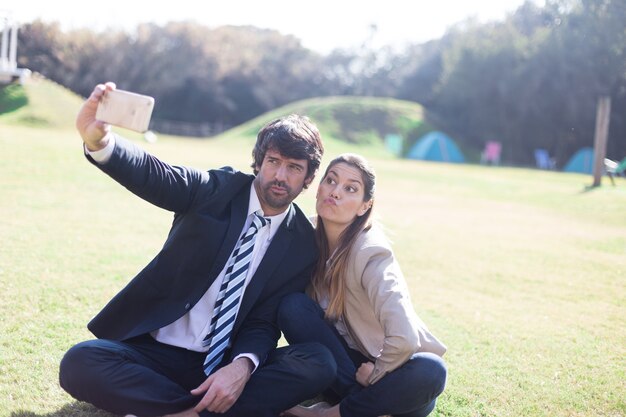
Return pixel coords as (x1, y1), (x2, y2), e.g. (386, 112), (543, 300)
(339, 225), (447, 384)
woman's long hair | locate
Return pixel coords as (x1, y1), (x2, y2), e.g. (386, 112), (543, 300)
(311, 153), (376, 320)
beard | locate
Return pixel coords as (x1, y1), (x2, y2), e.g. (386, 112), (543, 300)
(260, 180), (299, 210)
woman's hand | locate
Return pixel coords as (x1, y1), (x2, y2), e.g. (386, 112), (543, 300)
(356, 361), (375, 387)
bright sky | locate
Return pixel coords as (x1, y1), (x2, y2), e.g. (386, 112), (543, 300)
(5, 0), (540, 53)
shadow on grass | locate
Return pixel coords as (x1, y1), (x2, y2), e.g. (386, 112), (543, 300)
(10, 402), (118, 417)
(9, 396), (332, 417)
(579, 178), (625, 193)
(580, 183), (601, 193)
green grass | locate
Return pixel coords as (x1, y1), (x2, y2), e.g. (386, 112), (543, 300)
(0, 75), (84, 129)
(0, 84), (28, 114)
(2, 124), (624, 417)
(1, 79), (625, 417)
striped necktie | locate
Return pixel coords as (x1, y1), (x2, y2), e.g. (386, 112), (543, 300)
(202, 212), (269, 375)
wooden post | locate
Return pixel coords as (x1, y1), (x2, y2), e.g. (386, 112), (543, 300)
(592, 96), (611, 187)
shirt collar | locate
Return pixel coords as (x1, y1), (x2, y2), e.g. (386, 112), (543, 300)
(248, 183), (289, 239)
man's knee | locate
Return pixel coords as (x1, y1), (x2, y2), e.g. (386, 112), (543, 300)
(59, 340), (109, 397)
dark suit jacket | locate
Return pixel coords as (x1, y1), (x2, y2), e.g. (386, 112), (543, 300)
(85, 135), (317, 365)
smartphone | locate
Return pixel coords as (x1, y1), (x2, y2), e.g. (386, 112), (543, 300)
(96, 89), (155, 133)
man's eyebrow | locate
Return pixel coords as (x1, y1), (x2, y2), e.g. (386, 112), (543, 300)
(290, 161), (306, 168)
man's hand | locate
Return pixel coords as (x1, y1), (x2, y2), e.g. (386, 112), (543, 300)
(76, 82), (115, 151)
(191, 357), (253, 414)
(356, 361), (375, 387)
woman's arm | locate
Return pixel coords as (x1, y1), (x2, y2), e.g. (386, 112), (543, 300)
(358, 245), (422, 384)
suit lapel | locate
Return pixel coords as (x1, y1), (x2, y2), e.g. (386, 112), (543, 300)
(206, 186), (249, 282)
(234, 205), (295, 331)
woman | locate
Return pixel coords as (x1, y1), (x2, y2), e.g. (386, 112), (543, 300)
(278, 154), (447, 417)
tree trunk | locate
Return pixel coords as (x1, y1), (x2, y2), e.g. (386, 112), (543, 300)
(592, 96), (611, 187)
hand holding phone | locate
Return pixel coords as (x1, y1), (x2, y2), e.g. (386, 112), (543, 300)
(96, 89), (155, 133)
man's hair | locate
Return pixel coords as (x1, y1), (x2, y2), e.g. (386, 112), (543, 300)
(251, 114), (324, 186)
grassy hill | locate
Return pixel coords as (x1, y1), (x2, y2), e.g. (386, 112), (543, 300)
(0, 74), (84, 129)
(1, 78), (427, 159)
(222, 95), (426, 148)
(1, 77), (625, 417)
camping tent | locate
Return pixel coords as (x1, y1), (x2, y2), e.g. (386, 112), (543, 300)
(384, 133), (403, 156)
(564, 147), (594, 174)
(406, 131), (465, 163)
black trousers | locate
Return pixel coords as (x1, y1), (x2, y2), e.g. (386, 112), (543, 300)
(59, 334), (336, 417)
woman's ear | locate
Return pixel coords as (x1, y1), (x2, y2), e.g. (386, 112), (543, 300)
(357, 200), (372, 217)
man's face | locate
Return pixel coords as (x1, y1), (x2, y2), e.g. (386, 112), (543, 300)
(254, 149), (311, 216)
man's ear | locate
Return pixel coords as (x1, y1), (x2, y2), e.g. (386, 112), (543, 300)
(304, 174), (315, 189)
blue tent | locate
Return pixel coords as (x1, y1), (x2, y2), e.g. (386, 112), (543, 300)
(384, 133), (403, 156)
(406, 131), (465, 163)
(564, 147), (594, 174)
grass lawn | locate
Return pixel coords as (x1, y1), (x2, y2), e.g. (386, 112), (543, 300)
(0, 123), (625, 417)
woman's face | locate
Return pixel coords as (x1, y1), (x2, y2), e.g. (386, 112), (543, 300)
(316, 162), (371, 229)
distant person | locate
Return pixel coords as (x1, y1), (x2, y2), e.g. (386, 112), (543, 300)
(278, 154), (447, 417)
(59, 82), (335, 417)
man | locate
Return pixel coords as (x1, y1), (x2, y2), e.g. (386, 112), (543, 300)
(59, 82), (335, 417)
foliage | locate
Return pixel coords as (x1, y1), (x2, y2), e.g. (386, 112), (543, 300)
(12, 0), (626, 165)
(396, 0), (626, 165)
(16, 21), (326, 127)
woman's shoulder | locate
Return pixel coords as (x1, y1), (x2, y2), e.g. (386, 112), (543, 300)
(355, 223), (392, 251)
(349, 224), (395, 268)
